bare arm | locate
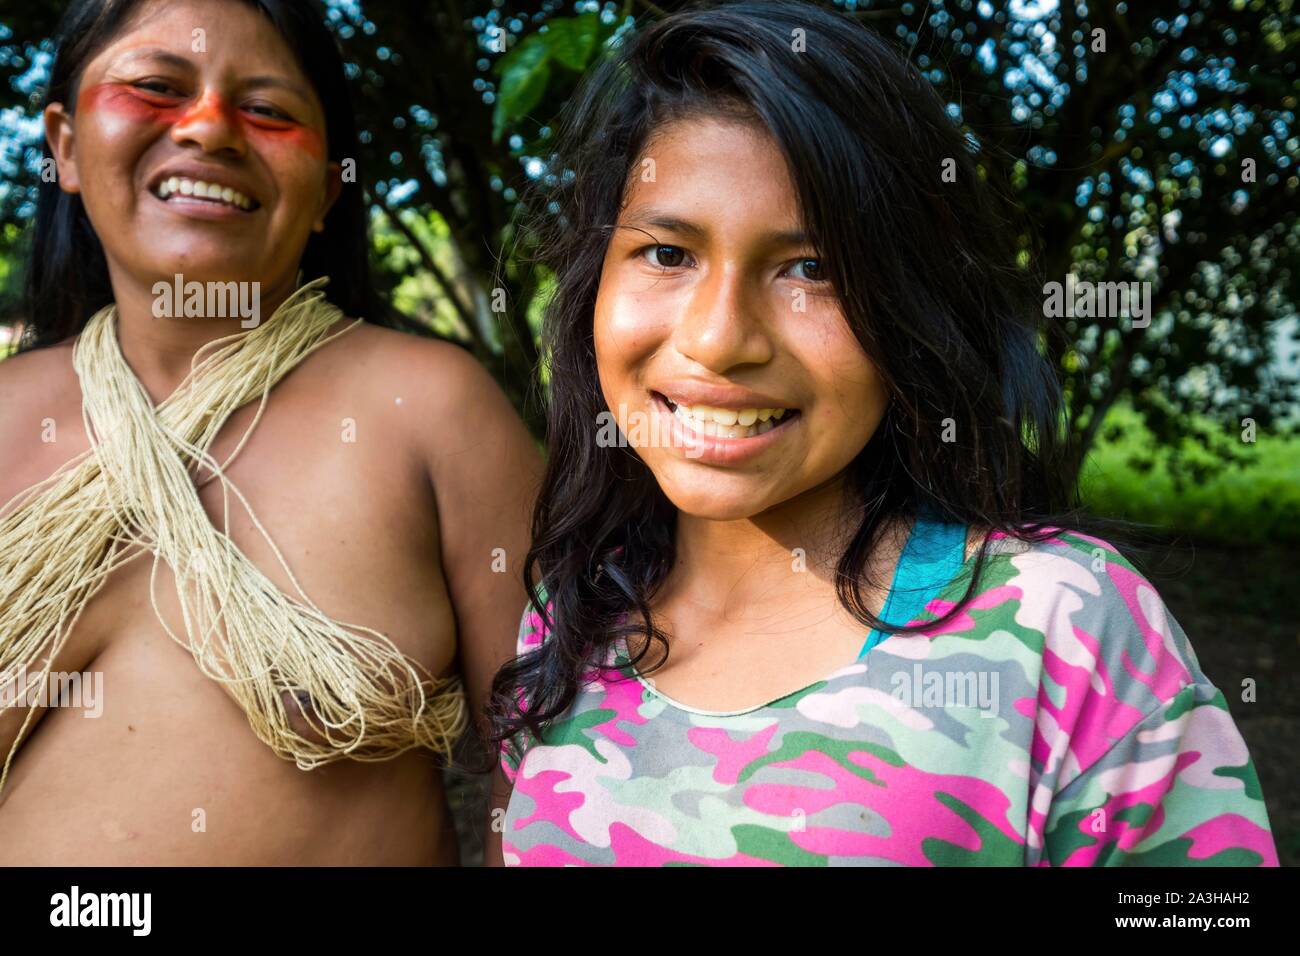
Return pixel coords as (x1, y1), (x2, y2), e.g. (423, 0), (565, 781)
(483, 765), (513, 866)
(409, 341), (542, 765)
(0, 345), (102, 783)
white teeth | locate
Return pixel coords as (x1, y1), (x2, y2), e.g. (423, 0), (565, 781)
(666, 399), (794, 440)
(154, 176), (254, 210)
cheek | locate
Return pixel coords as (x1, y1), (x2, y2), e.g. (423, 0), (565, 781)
(78, 83), (177, 126)
(795, 317), (888, 432)
(76, 83), (325, 161)
(593, 273), (672, 375)
(593, 283), (666, 425)
(74, 84), (170, 161)
(241, 120), (325, 161)
(264, 165), (329, 224)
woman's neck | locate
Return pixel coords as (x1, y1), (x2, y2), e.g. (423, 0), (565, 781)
(665, 475), (905, 621)
(104, 268), (300, 403)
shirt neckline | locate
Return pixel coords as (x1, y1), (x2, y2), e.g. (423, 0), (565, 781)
(616, 523), (992, 718)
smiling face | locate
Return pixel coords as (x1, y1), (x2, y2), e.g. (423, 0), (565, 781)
(44, 0), (341, 300)
(593, 115), (890, 521)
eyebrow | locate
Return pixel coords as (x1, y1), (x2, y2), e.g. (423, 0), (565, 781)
(242, 75), (314, 103)
(108, 48), (313, 102)
(618, 209), (810, 247)
(111, 47), (194, 72)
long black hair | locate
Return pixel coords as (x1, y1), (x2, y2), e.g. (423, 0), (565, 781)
(19, 0), (378, 350)
(488, 0), (1157, 759)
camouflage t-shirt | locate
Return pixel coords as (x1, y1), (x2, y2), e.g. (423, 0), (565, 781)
(499, 529), (1277, 866)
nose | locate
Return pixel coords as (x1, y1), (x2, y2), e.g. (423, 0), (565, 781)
(672, 263), (775, 373)
(169, 88), (246, 157)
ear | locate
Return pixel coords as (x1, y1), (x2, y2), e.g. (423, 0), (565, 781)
(44, 102), (81, 193)
(314, 161), (344, 233)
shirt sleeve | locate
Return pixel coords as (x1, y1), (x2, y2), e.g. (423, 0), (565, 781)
(1021, 534), (1278, 866)
(1041, 680), (1277, 866)
(498, 585), (552, 786)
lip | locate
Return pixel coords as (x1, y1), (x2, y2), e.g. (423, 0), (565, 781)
(653, 381), (794, 410)
(650, 391), (801, 465)
(146, 164), (263, 218)
(149, 191), (253, 220)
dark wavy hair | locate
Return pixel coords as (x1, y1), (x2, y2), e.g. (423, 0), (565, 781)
(487, 0), (1153, 760)
(18, 0), (379, 351)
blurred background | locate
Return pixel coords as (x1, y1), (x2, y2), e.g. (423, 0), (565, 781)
(0, 0), (1295, 865)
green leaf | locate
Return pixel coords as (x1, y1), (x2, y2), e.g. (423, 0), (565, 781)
(544, 14), (601, 72)
(493, 36), (551, 142)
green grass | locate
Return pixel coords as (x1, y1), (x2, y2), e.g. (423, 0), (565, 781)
(1080, 403), (1300, 545)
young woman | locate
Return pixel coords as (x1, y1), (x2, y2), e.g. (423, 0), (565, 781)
(485, 0), (1277, 866)
(0, 0), (540, 864)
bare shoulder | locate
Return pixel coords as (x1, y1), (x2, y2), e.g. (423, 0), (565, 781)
(0, 337), (78, 394)
(343, 322), (500, 395)
(0, 339), (81, 435)
(0, 339), (85, 509)
(335, 322), (541, 587)
(337, 322), (527, 438)
(324, 321), (540, 491)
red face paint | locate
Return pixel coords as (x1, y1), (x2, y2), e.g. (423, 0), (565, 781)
(78, 81), (185, 124)
(238, 108), (326, 160)
(77, 81), (325, 160)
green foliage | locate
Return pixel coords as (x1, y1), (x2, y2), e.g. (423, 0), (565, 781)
(493, 12), (621, 143)
(1081, 402), (1300, 544)
(493, 13), (613, 142)
(494, 35), (552, 143)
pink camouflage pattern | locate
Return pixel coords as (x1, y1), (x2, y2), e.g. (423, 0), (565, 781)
(500, 529), (1277, 866)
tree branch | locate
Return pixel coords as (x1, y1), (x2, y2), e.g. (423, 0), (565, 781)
(376, 203), (488, 354)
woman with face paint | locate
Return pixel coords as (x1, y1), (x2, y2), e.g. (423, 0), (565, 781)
(0, 0), (540, 864)
(485, 1), (1277, 867)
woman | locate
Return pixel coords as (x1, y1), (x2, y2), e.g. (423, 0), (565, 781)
(0, 0), (540, 864)
(486, 0), (1277, 866)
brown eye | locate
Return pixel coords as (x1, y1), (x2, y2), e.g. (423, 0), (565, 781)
(790, 257), (824, 281)
(647, 244), (687, 268)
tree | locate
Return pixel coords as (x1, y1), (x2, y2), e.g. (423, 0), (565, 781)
(1, 0), (1296, 479)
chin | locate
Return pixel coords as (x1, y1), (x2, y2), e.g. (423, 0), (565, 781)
(654, 474), (781, 522)
(144, 254), (264, 284)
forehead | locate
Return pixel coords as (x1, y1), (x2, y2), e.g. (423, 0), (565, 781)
(622, 115), (804, 227)
(86, 0), (312, 90)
